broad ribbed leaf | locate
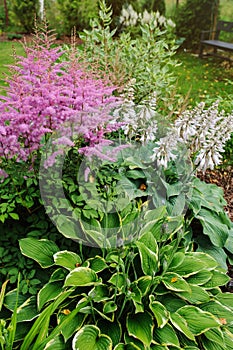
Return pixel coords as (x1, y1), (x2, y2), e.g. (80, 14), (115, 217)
(65, 267), (99, 287)
(72, 325), (112, 350)
(98, 320), (122, 348)
(136, 232), (159, 275)
(205, 328), (224, 346)
(177, 306), (220, 335)
(169, 255), (205, 277)
(44, 335), (64, 349)
(162, 273), (191, 292)
(170, 312), (195, 341)
(199, 300), (233, 324)
(114, 344), (140, 350)
(153, 323), (180, 347)
(87, 256), (108, 272)
(202, 270), (230, 289)
(19, 238), (59, 268)
(197, 208), (228, 247)
(176, 284), (210, 304)
(186, 270), (212, 285)
(126, 312), (153, 347)
(60, 313), (85, 342)
(54, 251), (82, 270)
(38, 281), (63, 311)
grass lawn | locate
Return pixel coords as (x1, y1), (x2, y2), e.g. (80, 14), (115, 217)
(0, 41), (25, 92)
(0, 40), (232, 112)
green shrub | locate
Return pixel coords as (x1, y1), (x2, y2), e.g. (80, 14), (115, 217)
(9, 0), (39, 33)
(175, 0), (219, 50)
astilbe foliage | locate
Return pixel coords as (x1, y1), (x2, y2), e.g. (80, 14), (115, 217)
(0, 24), (120, 174)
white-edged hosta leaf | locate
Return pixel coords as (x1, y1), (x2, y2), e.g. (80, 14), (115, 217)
(38, 281), (63, 311)
(202, 270), (230, 289)
(64, 267), (99, 287)
(153, 323), (180, 347)
(72, 325), (112, 350)
(149, 296), (169, 328)
(126, 312), (153, 347)
(19, 238), (59, 268)
(162, 273), (191, 292)
(170, 312), (195, 341)
(186, 270), (212, 285)
(176, 284), (210, 304)
(177, 305), (220, 335)
(199, 300), (233, 324)
(54, 251), (82, 270)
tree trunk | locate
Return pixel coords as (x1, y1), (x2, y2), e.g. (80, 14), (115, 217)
(3, 0), (9, 28)
(211, 0), (220, 39)
(176, 0), (179, 7)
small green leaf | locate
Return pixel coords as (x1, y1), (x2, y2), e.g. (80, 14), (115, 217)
(65, 267), (99, 287)
(126, 312), (153, 347)
(72, 325), (112, 350)
(103, 301), (117, 314)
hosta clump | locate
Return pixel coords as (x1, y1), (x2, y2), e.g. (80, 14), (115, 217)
(4, 206), (233, 349)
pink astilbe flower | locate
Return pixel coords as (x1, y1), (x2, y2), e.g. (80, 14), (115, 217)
(0, 28), (121, 169)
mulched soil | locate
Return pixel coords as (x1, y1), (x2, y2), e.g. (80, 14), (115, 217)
(198, 167), (233, 221)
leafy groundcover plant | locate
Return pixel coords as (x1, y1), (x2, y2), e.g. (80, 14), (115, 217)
(0, 1), (233, 349)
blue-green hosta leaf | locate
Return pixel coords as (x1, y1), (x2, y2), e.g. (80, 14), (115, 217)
(72, 325), (112, 350)
(97, 320), (122, 348)
(64, 267), (100, 287)
(170, 313), (196, 341)
(126, 312), (153, 347)
(153, 323), (180, 347)
(38, 281), (63, 311)
(162, 273), (191, 293)
(224, 227), (233, 254)
(196, 208), (228, 247)
(53, 251), (82, 270)
(136, 232), (159, 276)
(177, 305), (220, 335)
(176, 284), (210, 304)
(19, 238), (59, 268)
(149, 295), (169, 328)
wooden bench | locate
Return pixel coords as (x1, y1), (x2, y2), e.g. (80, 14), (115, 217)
(199, 20), (233, 61)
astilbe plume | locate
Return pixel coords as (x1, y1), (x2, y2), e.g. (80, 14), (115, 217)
(0, 25), (121, 173)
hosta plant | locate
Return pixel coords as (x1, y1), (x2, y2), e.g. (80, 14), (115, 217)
(2, 206), (233, 349)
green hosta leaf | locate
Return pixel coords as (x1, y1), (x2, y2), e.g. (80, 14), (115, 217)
(149, 296), (169, 328)
(188, 252), (218, 270)
(215, 292), (233, 310)
(168, 255), (206, 277)
(136, 276), (152, 296)
(158, 293), (187, 313)
(170, 313), (195, 341)
(65, 267), (100, 287)
(153, 323), (180, 347)
(44, 335), (64, 349)
(38, 281), (63, 311)
(199, 300), (233, 324)
(176, 284), (210, 304)
(202, 269), (230, 289)
(19, 238), (59, 268)
(162, 273), (191, 292)
(224, 227), (233, 254)
(126, 312), (153, 347)
(88, 285), (110, 303)
(103, 301), (117, 314)
(177, 306), (220, 335)
(223, 329), (233, 349)
(56, 216), (79, 240)
(98, 320), (122, 348)
(72, 325), (112, 350)
(87, 256), (108, 272)
(205, 328), (224, 346)
(169, 252), (185, 270)
(196, 208), (228, 247)
(59, 313), (85, 342)
(136, 232), (159, 276)
(186, 270), (212, 285)
(201, 337), (225, 350)
(16, 296), (38, 322)
(54, 251), (82, 270)
(130, 283), (144, 313)
(108, 272), (127, 291)
(114, 343), (141, 349)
